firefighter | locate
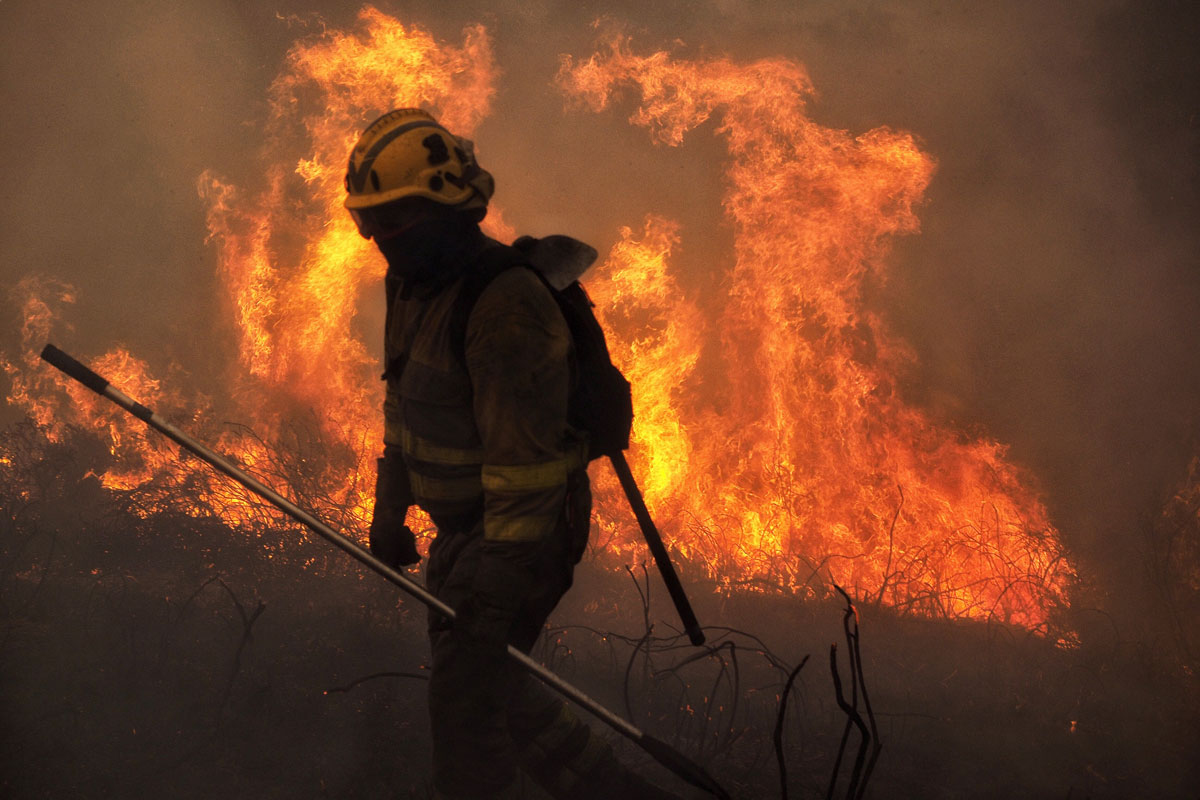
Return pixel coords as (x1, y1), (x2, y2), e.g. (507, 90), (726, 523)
(344, 109), (679, 799)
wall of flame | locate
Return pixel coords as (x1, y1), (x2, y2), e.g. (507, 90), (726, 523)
(1, 8), (1073, 629)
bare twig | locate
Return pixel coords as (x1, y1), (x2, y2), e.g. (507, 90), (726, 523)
(827, 584), (881, 800)
(622, 563), (654, 723)
(874, 485), (904, 608)
(773, 654), (810, 800)
(213, 577), (266, 713)
(325, 671), (429, 694)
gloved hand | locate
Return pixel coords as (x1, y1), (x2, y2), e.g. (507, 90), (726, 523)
(369, 504), (421, 567)
(370, 455), (420, 567)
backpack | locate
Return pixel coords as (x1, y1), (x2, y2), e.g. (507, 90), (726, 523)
(452, 236), (633, 461)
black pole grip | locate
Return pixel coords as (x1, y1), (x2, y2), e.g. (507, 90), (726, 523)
(610, 452), (706, 646)
(40, 343), (110, 396)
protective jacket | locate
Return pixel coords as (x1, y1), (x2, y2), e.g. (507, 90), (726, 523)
(382, 228), (593, 798)
(378, 227), (676, 800)
(383, 235), (588, 545)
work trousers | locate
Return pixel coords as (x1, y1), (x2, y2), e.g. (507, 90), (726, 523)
(425, 474), (604, 799)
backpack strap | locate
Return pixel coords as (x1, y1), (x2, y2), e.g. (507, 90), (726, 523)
(450, 239), (632, 461)
(449, 242), (539, 364)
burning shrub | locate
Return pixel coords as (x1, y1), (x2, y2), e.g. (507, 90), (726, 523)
(1146, 455), (1200, 672)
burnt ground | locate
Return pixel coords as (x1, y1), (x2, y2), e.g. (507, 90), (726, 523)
(1, 425), (1197, 799)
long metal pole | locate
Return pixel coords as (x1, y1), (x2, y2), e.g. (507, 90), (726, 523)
(39, 343), (730, 799)
(609, 452), (707, 646)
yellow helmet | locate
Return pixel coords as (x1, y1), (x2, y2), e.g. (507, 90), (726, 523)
(343, 108), (494, 212)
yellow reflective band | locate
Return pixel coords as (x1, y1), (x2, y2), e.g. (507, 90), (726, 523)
(401, 426), (483, 466)
(527, 704), (576, 754)
(383, 415), (404, 449)
(481, 460), (569, 493)
(547, 734), (610, 791)
(409, 472), (482, 502)
(484, 513), (558, 542)
(571, 734), (612, 778)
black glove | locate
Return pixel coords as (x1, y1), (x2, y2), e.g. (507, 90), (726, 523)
(370, 455), (420, 567)
(369, 505), (420, 567)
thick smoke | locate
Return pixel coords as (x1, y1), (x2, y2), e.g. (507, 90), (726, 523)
(2, 0), (1198, 631)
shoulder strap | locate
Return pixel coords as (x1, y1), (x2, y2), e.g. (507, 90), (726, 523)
(449, 240), (633, 461)
(449, 243), (537, 362)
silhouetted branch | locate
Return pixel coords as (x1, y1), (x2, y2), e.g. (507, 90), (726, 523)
(623, 562), (654, 723)
(773, 654), (810, 800)
(874, 485), (904, 608)
(827, 584), (880, 800)
(325, 671), (429, 694)
(213, 576), (266, 713)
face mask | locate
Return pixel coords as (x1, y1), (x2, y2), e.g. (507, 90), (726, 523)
(376, 215), (478, 288)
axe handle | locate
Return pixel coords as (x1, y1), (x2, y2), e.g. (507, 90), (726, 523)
(609, 452), (706, 646)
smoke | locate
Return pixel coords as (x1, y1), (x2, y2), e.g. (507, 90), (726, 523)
(3, 0), (1198, 628)
(0, 0), (268, 413)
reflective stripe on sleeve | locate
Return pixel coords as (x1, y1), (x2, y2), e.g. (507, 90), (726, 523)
(409, 472), (483, 502)
(401, 425), (484, 466)
(484, 512), (560, 542)
(481, 459), (569, 493)
(383, 403), (404, 449)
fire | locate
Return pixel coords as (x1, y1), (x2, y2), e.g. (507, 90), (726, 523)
(561, 33), (1071, 626)
(2, 8), (1072, 628)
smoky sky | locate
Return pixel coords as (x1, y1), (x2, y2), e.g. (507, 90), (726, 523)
(2, 0), (1197, 625)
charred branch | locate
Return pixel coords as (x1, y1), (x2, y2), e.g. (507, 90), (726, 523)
(827, 585), (881, 800)
(773, 653), (810, 800)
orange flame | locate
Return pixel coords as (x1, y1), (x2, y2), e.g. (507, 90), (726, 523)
(562, 33), (1071, 627)
(3, 9), (1072, 628)
(4, 10), (502, 535)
